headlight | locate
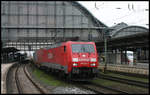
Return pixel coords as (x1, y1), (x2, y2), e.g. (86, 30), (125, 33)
(72, 58), (78, 62)
(90, 63), (96, 66)
(91, 58), (96, 62)
(73, 63), (78, 66)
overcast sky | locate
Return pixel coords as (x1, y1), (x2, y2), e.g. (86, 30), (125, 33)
(78, 1), (149, 28)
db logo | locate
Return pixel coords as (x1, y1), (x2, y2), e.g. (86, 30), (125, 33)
(48, 53), (53, 59)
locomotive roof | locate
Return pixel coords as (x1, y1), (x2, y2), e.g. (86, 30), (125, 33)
(40, 41), (95, 50)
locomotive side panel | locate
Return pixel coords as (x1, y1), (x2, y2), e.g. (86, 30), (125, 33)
(52, 45), (69, 73)
(35, 45), (69, 73)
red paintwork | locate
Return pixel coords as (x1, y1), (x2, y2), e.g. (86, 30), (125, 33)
(34, 41), (99, 73)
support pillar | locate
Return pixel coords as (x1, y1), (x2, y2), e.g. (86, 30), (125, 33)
(13, 52), (15, 62)
(144, 48), (146, 60)
(121, 49), (123, 64)
(115, 49), (117, 64)
(6, 53), (8, 63)
(125, 48), (127, 65)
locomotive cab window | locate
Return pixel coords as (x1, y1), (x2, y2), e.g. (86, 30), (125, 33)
(71, 44), (95, 53)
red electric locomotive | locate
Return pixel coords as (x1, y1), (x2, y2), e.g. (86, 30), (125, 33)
(33, 41), (99, 80)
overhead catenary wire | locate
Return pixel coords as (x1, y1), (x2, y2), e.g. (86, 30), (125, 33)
(82, 2), (148, 27)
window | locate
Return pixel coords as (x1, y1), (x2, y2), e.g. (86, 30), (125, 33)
(71, 44), (95, 53)
(64, 46), (66, 52)
(127, 53), (133, 56)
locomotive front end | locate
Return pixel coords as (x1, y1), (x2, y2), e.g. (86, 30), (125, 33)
(70, 42), (99, 79)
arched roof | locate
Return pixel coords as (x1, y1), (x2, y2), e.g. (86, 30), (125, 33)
(72, 1), (108, 28)
(111, 25), (149, 38)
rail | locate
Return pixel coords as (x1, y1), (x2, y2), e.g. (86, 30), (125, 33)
(8, 64), (47, 94)
(73, 81), (130, 94)
(23, 64), (46, 94)
(98, 74), (149, 88)
(15, 65), (23, 93)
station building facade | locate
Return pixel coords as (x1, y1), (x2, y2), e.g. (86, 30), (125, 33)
(1, 1), (107, 51)
(1, 2), (148, 64)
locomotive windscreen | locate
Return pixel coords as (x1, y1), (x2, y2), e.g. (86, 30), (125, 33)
(71, 44), (95, 53)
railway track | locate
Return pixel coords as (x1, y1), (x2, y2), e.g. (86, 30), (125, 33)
(73, 81), (130, 94)
(39, 66), (130, 94)
(101, 70), (149, 79)
(15, 65), (23, 93)
(98, 74), (149, 88)
(8, 64), (47, 94)
(23, 64), (47, 94)
(35, 64), (132, 94)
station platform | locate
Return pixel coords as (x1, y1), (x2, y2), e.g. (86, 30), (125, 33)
(98, 63), (149, 75)
(1, 62), (16, 94)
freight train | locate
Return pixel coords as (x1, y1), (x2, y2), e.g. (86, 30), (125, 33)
(33, 41), (99, 80)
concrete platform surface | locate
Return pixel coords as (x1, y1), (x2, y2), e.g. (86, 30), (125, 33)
(1, 63), (15, 94)
(99, 63), (149, 75)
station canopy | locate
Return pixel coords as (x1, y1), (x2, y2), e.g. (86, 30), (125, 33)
(109, 22), (148, 38)
(96, 22), (149, 51)
(1, 47), (20, 54)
